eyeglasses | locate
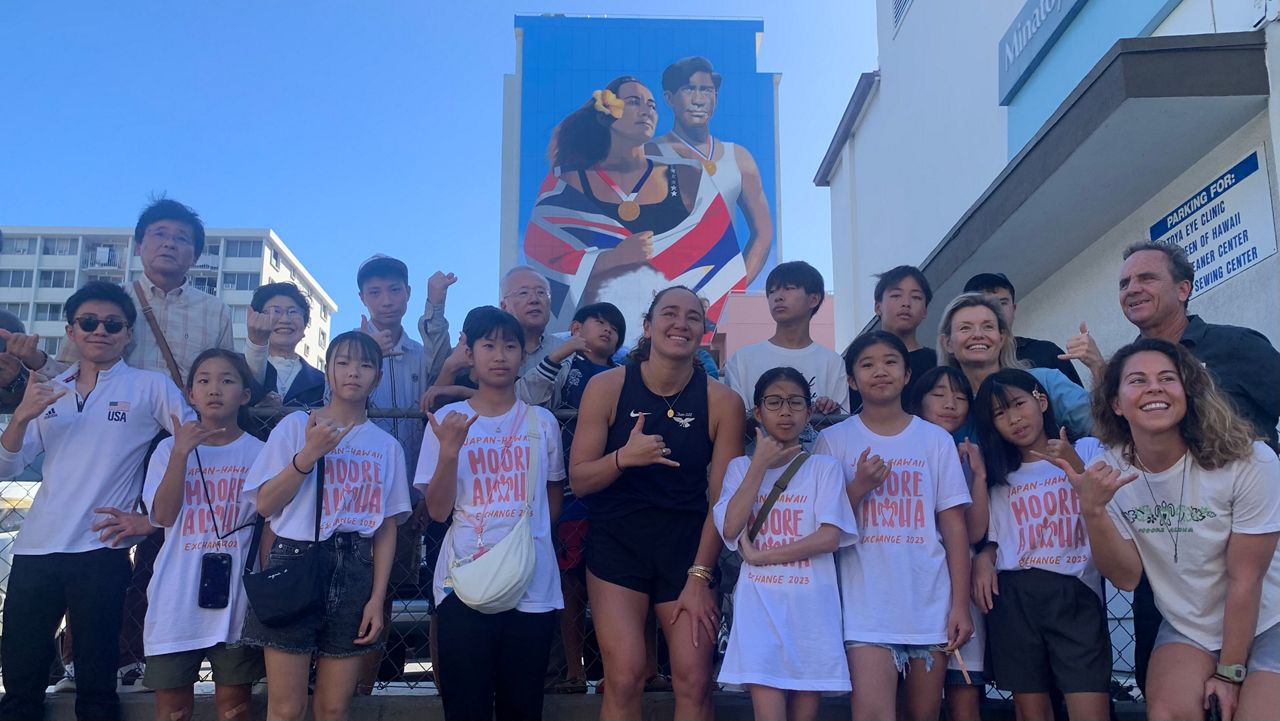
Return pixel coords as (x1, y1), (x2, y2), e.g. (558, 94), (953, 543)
(761, 395), (808, 412)
(506, 288), (549, 302)
(264, 306), (304, 318)
(73, 316), (128, 334)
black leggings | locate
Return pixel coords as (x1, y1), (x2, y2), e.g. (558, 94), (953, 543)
(435, 594), (556, 721)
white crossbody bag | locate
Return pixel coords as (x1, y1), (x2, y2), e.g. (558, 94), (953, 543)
(445, 408), (540, 614)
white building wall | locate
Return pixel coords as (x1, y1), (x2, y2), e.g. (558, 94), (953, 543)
(832, 0), (1023, 344)
(830, 0), (1256, 349)
(1014, 111), (1280, 383)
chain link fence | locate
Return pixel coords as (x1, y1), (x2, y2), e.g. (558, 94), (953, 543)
(0, 406), (1141, 703)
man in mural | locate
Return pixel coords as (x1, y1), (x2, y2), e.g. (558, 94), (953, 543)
(652, 56), (774, 287)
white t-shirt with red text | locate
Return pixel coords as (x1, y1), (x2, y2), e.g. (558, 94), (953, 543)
(988, 438), (1104, 598)
(414, 400), (566, 613)
(714, 453), (858, 690)
(142, 433), (263, 655)
(814, 415), (971, 644)
(245, 411), (412, 542)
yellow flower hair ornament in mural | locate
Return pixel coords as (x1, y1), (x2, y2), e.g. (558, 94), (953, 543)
(592, 89), (625, 119)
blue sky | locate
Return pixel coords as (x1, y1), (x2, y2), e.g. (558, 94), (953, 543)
(0, 1), (877, 333)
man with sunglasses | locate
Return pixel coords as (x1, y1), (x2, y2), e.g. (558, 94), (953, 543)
(0, 282), (192, 721)
(0, 198), (235, 692)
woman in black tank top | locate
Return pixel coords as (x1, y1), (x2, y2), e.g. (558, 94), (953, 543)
(548, 76), (700, 309)
(568, 286), (744, 721)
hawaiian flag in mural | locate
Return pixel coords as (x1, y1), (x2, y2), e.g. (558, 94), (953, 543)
(523, 164), (746, 342)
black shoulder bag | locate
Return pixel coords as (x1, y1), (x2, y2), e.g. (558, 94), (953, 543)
(242, 453), (327, 627)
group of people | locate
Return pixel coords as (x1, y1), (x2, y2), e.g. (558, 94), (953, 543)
(1, 203), (1280, 721)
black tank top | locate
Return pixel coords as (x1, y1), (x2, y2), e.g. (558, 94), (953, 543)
(592, 362), (713, 520)
(578, 163), (688, 236)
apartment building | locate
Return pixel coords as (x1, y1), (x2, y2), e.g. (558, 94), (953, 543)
(0, 227), (337, 369)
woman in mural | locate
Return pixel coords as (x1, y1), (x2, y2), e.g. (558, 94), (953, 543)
(524, 75), (747, 343)
(652, 56), (774, 286)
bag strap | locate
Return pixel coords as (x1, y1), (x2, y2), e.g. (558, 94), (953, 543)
(132, 280), (185, 389)
(313, 451), (325, 543)
(243, 517), (265, 577)
(524, 404), (541, 513)
(748, 451), (809, 543)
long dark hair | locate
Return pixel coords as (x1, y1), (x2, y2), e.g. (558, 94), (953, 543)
(1092, 338), (1255, 470)
(186, 348), (258, 432)
(973, 369), (1059, 487)
(629, 285), (704, 364)
(549, 75), (642, 171)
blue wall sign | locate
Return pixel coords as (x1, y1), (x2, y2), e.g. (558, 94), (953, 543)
(998, 0), (1089, 105)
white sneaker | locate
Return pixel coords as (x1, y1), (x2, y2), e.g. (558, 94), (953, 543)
(50, 663), (75, 693)
(117, 662), (152, 693)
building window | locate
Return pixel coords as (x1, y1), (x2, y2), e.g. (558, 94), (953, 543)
(233, 306), (248, 324)
(224, 240), (262, 258)
(41, 337), (60, 356)
(270, 248), (281, 270)
(85, 273), (122, 284)
(191, 276), (218, 295)
(0, 302), (29, 321)
(84, 243), (121, 268)
(303, 343), (311, 358)
(0, 270), (34, 288)
(318, 330), (328, 348)
(39, 270), (76, 288)
(222, 272), (260, 291)
(42, 237), (79, 256)
(1, 236), (36, 255)
(205, 242), (220, 257)
(893, 0), (914, 31)
(34, 303), (64, 322)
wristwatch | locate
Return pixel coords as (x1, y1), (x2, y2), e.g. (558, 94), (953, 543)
(1215, 662), (1246, 684)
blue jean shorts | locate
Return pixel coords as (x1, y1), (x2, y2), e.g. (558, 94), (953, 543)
(847, 641), (941, 676)
(1154, 619), (1280, 675)
(241, 532), (381, 658)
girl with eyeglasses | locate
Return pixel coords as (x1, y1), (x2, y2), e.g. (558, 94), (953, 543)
(141, 349), (265, 720)
(713, 367), (857, 720)
(814, 331), (973, 721)
(1057, 339), (1280, 721)
(969, 369), (1110, 721)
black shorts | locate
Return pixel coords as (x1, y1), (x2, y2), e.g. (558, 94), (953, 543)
(987, 568), (1111, 694)
(585, 508), (705, 604)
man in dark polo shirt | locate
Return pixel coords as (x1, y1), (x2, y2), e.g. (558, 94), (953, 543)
(1067, 239), (1280, 697)
(963, 272), (1084, 386)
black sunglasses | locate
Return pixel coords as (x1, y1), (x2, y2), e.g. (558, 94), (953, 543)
(73, 316), (129, 334)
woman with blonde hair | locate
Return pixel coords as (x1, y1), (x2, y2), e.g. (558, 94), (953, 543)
(936, 293), (1091, 438)
(1044, 338), (1280, 721)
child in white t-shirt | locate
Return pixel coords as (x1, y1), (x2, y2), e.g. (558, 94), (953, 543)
(714, 367), (858, 719)
(241, 331), (412, 721)
(142, 349), (265, 719)
(723, 261), (848, 416)
(813, 331), (972, 721)
(908, 366), (988, 721)
(416, 306), (565, 721)
(969, 369), (1109, 721)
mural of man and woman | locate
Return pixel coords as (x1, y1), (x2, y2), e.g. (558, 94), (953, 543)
(523, 56), (775, 344)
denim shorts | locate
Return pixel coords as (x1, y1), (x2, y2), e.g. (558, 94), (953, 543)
(241, 532), (382, 658)
(1154, 619), (1280, 675)
(847, 641), (940, 676)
